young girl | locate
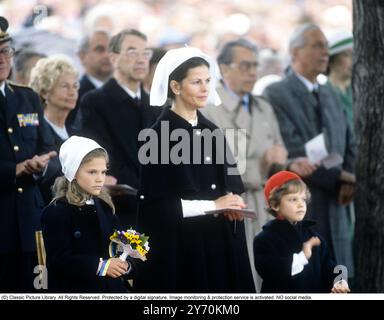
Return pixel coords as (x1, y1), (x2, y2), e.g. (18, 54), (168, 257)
(42, 136), (131, 293)
(253, 170), (350, 293)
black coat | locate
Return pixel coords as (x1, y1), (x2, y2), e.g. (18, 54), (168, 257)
(80, 78), (161, 189)
(253, 219), (336, 293)
(135, 107), (255, 293)
(41, 198), (130, 293)
(0, 82), (58, 253)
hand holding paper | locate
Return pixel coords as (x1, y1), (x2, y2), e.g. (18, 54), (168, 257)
(304, 133), (343, 169)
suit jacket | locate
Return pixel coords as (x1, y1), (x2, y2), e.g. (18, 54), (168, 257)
(80, 78), (161, 189)
(263, 69), (355, 276)
(66, 74), (96, 127)
(0, 82), (57, 253)
(42, 198), (130, 293)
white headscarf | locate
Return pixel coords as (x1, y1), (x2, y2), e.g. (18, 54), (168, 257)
(59, 136), (106, 182)
(149, 46), (221, 106)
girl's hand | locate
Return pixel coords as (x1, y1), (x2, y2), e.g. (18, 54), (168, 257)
(106, 258), (129, 278)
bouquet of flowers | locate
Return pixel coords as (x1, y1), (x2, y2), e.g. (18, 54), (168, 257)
(109, 229), (150, 261)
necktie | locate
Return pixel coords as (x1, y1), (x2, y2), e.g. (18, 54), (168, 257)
(133, 96), (140, 105)
(312, 89), (322, 132)
(240, 98), (249, 113)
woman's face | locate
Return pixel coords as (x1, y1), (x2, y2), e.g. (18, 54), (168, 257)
(45, 72), (79, 111)
(75, 156), (107, 196)
(177, 64), (210, 110)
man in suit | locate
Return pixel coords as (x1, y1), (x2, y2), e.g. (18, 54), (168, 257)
(67, 29), (113, 127)
(0, 16), (57, 292)
(80, 29), (160, 228)
(202, 38), (317, 291)
(263, 24), (356, 279)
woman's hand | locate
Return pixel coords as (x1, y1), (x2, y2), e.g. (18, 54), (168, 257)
(106, 258), (129, 278)
(215, 193), (246, 221)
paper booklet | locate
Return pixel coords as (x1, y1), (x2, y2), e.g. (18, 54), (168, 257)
(205, 208), (257, 219)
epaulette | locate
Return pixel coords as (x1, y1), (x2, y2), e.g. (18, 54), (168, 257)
(6, 81), (34, 92)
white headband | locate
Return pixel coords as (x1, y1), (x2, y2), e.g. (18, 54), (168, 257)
(59, 136), (106, 182)
(149, 46), (221, 106)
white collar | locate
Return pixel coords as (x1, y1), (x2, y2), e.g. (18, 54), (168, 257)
(0, 81), (6, 96)
(188, 117), (198, 127)
(295, 72), (319, 92)
(119, 82), (141, 100)
(86, 75), (105, 89)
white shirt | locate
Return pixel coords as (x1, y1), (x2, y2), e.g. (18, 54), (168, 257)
(86, 75), (105, 89)
(0, 81), (6, 96)
(295, 72), (319, 92)
(119, 83), (141, 100)
(44, 116), (69, 141)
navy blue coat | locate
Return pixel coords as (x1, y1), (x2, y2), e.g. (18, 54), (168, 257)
(0, 82), (57, 253)
(253, 219), (336, 293)
(135, 108), (255, 293)
(41, 198), (130, 293)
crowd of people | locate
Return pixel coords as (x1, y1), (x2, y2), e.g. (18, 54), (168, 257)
(0, 2), (356, 294)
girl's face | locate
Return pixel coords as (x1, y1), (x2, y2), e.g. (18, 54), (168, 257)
(75, 157), (107, 196)
(176, 65), (210, 110)
(272, 190), (307, 223)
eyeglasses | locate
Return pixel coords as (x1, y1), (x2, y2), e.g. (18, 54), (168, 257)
(0, 46), (15, 58)
(230, 61), (259, 72)
(120, 49), (153, 60)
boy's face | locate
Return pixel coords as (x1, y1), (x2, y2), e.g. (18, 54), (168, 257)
(272, 190), (307, 223)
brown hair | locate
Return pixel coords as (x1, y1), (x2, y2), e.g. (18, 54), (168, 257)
(51, 148), (115, 213)
(266, 179), (311, 217)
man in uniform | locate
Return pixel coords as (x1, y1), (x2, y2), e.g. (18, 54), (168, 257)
(0, 16), (57, 292)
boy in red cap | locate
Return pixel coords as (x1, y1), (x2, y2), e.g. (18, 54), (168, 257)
(253, 171), (350, 293)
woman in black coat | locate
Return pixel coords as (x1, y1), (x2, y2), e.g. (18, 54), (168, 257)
(135, 47), (255, 293)
(42, 136), (131, 293)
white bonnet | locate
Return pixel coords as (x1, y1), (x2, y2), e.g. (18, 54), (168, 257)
(59, 136), (106, 182)
(149, 46), (221, 106)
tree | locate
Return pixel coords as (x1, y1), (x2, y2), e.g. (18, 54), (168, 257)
(353, 0), (384, 292)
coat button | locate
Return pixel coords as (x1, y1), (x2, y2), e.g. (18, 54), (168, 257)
(74, 231), (81, 239)
(140, 195), (145, 200)
(13, 145), (19, 152)
(7, 128), (13, 134)
(195, 130), (201, 136)
(205, 156), (211, 162)
(17, 187), (23, 193)
(211, 184), (216, 190)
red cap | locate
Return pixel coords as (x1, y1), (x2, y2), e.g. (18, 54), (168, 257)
(264, 171), (302, 205)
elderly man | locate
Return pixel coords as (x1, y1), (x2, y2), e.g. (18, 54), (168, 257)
(202, 38), (316, 291)
(0, 16), (57, 292)
(263, 24), (356, 279)
(80, 29), (160, 229)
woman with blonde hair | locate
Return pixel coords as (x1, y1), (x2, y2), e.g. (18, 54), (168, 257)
(29, 55), (80, 203)
(42, 136), (132, 293)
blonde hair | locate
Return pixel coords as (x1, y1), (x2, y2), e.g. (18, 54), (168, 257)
(29, 55), (79, 106)
(51, 148), (115, 213)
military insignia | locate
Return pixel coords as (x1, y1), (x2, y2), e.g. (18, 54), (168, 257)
(0, 16), (11, 43)
(17, 113), (39, 127)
